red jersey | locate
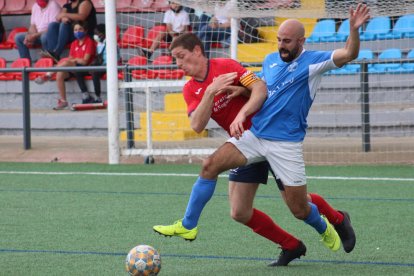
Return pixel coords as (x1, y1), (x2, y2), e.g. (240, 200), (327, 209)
(183, 58), (259, 134)
(69, 36), (96, 65)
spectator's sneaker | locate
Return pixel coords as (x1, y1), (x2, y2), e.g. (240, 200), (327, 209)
(320, 216), (341, 251)
(334, 211), (356, 253)
(94, 97), (103, 103)
(268, 241), (307, 267)
(82, 96), (95, 104)
(34, 74), (52, 85)
(153, 219), (198, 241)
(41, 50), (60, 63)
(53, 99), (68, 110)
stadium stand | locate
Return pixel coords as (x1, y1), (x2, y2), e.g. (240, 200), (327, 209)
(29, 58), (54, 81)
(360, 16), (391, 41)
(306, 19), (336, 43)
(151, 55), (184, 79)
(0, 58), (30, 80)
(143, 24), (169, 49)
(0, 0), (4, 11)
(119, 25), (145, 48)
(127, 55), (157, 80)
(402, 49), (414, 72)
(384, 14), (414, 39)
(324, 19), (351, 42)
(371, 48), (402, 73)
(0, 27), (28, 49)
(3, 1), (26, 14)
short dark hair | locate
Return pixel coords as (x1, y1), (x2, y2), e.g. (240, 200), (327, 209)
(95, 24), (106, 35)
(170, 33), (205, 56)
(73, 20), (89, 31)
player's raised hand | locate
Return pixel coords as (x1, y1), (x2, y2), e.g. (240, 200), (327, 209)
(349, 3), (370, 31)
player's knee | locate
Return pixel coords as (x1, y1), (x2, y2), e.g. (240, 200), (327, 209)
(289, 205), (309, 220)
(230, 207), (249, 224)
(200, 157), (219, 178)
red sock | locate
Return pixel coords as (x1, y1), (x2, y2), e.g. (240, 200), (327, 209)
(309, 193), (344, 225)
(245, 208), (299, 250)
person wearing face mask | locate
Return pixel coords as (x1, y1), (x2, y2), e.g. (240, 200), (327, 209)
(14, 0), (61, 62)
(75, 24), (121, 104)
(36, 21), (96, 110)
(142, 1), (190, 59)
(42, 0), (97, 62)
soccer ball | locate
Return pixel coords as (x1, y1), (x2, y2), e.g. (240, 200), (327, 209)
(125, 245), (161, 276)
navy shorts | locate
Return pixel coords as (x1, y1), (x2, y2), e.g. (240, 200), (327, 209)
(228, 161), (285, 191)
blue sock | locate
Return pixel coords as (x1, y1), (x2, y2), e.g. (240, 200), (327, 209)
(304, 202), (327, 234)
(182, 177), (217, 229)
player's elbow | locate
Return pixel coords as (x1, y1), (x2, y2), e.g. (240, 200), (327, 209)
(191, 122), (204, 134)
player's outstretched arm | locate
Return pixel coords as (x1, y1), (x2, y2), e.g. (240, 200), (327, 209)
(333, 3), (370, 68)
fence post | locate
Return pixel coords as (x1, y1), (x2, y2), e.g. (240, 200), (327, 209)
(22, 68), (31, 150)
(124, 65), (135, 149)
(360, 62), (371, 152)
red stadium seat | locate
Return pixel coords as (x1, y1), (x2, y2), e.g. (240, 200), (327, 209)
(151, 55), (184, 79)
(0, 27), (28, 49)
(0, 58), (31, 81)
(29, 58), (54, 80)
(119, 25), (145, 48)
(0, 57), (7, 79)
(150, 0), (169, 11)
(3, 1), (26, 14)
(143, 25), (169, 49)
(128, 56), (157, 79)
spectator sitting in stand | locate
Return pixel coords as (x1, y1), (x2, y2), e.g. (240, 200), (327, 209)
(35, 21), (96, 110)
(143, 1), (190, 59)
(197, 1), (231, 58)
(42, 0), (96, 62)
(14, 0), (61, 62)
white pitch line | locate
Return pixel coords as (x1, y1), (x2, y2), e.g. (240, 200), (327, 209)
(0, 171), (413, 182)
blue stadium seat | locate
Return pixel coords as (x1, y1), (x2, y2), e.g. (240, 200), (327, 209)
(371, 48), (402, 73)
(306, 19), (336, 43)
(360, 16), (391, 41)
(324, 19), (349, 42)
(383, 14), (414, 39)
(401, 49), (414, 73)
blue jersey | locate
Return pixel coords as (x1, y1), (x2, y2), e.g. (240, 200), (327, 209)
(251, 50), (337, 142)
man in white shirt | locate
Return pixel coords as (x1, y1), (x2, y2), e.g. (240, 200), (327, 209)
(15, 0), (61, 62)
(144, 1), (190, 59)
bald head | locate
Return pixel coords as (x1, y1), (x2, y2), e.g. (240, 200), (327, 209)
(277, 19), (305, 62)
(278, 19), (305, 39)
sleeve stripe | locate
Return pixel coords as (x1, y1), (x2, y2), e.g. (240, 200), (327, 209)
(239, 71), (259, 87)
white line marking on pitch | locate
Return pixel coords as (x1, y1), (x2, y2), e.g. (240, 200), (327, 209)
(0, 171), (413, 182)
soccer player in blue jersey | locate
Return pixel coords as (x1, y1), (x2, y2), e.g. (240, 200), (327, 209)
(154, 3), (369, 266)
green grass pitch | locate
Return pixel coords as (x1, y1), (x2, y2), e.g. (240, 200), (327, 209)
(0, 162), (413, 275)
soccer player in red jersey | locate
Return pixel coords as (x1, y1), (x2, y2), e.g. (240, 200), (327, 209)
(154, 33), (355, 266)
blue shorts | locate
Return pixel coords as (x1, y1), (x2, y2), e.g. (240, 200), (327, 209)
(228, 161), (285, 190)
